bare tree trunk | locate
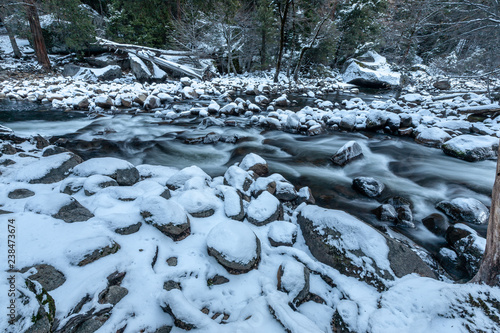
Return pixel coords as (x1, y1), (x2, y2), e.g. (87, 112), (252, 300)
(261, 28), (266, 68)
(273, 0), (291, 83)
(471, 142), (500, 287)
(24, 0), (51, 71)
(0, 9), (22, 58)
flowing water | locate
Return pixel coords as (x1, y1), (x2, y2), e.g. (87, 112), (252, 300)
(1, 94), (495, 254)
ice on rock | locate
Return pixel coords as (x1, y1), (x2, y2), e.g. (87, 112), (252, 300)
(247, 191), (282, 225)
(437, 197), (489, 225)
(140, 196), (190, 240)
(206, 220), (260, 273)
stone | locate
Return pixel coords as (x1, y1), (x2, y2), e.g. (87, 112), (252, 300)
(296, 186), (315, 205)
(222, 187), (245, 221)
(72, 157), (140, 186)
(275, 181), (298, 201)
(207, 274), (230, 286)
(21, 264), (66, 291)
(277, 260), (310, 305)
(94, 95), (113, 108)
(239, 153), (269, 176)
(342, 51), (401, 88)
(166, 257), (178, 266)
(442, 135), (498, 162)
(77, 241), (120, 266)
(297, 205), (435, 290)
(437, 197), (489, 225)
(24, 279), (56, 333)
(42, 145), (70, 157)
(374, 204), (397, 222)
(144, 95), (161, 109)
(415, 127), (452, 148)
(446, 224), (485, 277)
(331, 141), (363, 166)
(396, 205), (415, 228)
(422, 213), (449, 237)
(434, 80), (451, 90)
(223, 165), (254, 194)
(352, 177), (384, 198)
(54, 198), (94, 223)
(129, 53), (152, 81)
(8, 188), (35, 199)
(207, 221), (261, 274)
(268, 221), (298, 247)
(115, 222), (142, 235)
(17, 153), (83, 184)
(98, 285), (128, 305)
(140, 196), (191, 241)
(247, 191), (282, 226)
(93, 65), (122, 81)
(366, 111), (387, 130)
(83, 175), (118, 196)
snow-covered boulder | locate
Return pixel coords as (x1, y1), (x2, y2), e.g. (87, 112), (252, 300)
(224, 165), (254, 194)
(25, 193), (94, 223)
(442, 135), (498, 162)
(144, 95), (161, 109)
(446, 224), (485, 277)
(437, 197), (489, 225)
(342, 51), (401, 88)
(274, 181), (298, 201)
(268, 221), (298, 247)
(207, 221), (261, 274)
(277, 260), (310, 305)
(415, 127), (452, 148)
(331, 141), (363, 166)
(129, 53), (152, 81)
(247, 191), (282, 226)
(94, 95), (113, 108)
(15, 152), (83, 184)
(352, 177), (384, 198)
(140, 196), (191, 241)
(166, 166), (211, 189)
(83, 174), (118, 196)
(297, 205), (435, 289)
(72, 157), (140, 186)
(176, 189), (218, 218)
(221, 186), (245, 220)
(239, 153), (268, 176)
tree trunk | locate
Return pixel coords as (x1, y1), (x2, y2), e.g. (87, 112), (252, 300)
(471, 142), (500, 286)
(261, 28), (267, 68)
(24, 0), (51, 71)
(0, 9), (22, 59)
(273, 0), (291, 83)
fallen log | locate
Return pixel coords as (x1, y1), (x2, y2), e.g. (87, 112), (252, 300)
(458, 104), (500, 115)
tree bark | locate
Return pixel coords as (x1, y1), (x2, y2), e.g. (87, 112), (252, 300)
(24, 0), (51, 71)
(471, 142), (500, 286)
(273, 0), (291, 83)
(0, 9), (22, 58)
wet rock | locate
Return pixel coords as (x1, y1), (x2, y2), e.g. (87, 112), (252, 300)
(437, 247), (468, 281)
(352, 177), (384, 198)
(140, 196), (191, 241)
(331, 141), (363, 166)
(396, 205), (415, 228)
(374, 204), (397, 222)
(247, 191), (282, 226)
(98, 286), (128, 305)
(17, 152), (83, 184)
(8, 188), (35, 199)
(42, 145), (70, 157)
(275, 181), (298, 201)
(77, 241), (120, 266)
(268, 221), (298, 247)
(239, 153), (268, 176)
(207, 221), (261, 274)
(296, 186), (315, 205)
(114, 222), (142, 235)
(442, 135), (498, 162)
(21, 264), (66, 291)
(446, 224), (485, 277)
(422, 213), (449, 237)
(437, 197), (489, 225)
(277, 260), (310, 305)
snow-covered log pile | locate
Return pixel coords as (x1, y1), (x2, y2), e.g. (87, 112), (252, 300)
(1, 136), (499, 332)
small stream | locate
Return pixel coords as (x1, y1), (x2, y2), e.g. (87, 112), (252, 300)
(1, 94), (495, 255)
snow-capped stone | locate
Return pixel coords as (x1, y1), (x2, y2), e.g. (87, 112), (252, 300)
(275, 94), (290, 107)
(8, 188), (35, 199)
(71, 95), (90, 110)
(277, 260), (310, 305)
(72, 157), (140, 186)
(70, 237), (120, 266)
(166, 166), (211, 189)
(94, 95), (113, 108)
(176, 189), (218, 218)
(352, 177), (385, 198)
(144, 95), (161, 109)
(297, 205), (435, 289)
(180, 77), (192, 86)
(415, 127), (452, 148)
(25, 193), (94, 223)
(239, 153), (268, 176)
(366, 111), (387, 130)
(221, 186), (244, 220)
(275, 181), (298, 201)
(374, 204), (398, 222)
(442, 135), (498, 162)
(182, 86), (197, 99)
(224, 165), (254, 194)
(207, 221), (261, 274)
(296, 186), (315, 205)
(83, 174), (118, 196)
(437, 197), (489, 225)
(247, 191), (282, 226)
(140, 196), (191, 241)
(331, 141), (363, 166)
(15, 152), (83, 184)
(255, 95), (269, 105)
(129, 53), (152, 81)
(342, 51), (401, 88)
(158, 92), (174, 103)
(446, 224), (485, 277)
(207, 100), (220, 113)
(268, 221), (298, 247)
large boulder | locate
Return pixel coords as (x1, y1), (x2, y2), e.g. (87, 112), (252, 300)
(239, 153), (268, 176)
(331, 141), (363, 166)
(415, 127), (452, 148)
(247, 191), (282, 226)
(436, 197), (489, 225)
(20, 264), (65, 291)
(72, 157), (140, 186)
(207, 221), (261, 274)
(140, 196), (191, 241)
(25, 193), (94, 223)
(15, 152), (83, 184)
(129, 53), (152, 81)
(297, 205), (435, 290)
(446, 224), (486, 277)
(442, 135), (498, 162)
(342, 51), (401, 88)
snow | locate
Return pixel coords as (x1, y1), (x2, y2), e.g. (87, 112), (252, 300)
(175, 189), (218, 216)
(239, 153), (267, 171)
(268, 221), (297, 245)
(15, 153), (73, 183)
(24, 193), (74, 216)
(140, 196), (188, 226)
(167, 165), (211, 188)
(206, 221), (258, 264)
